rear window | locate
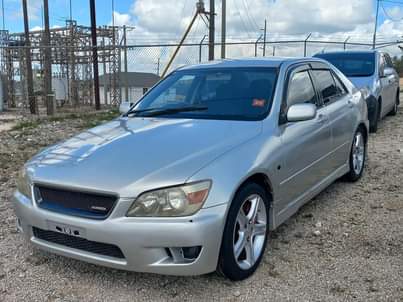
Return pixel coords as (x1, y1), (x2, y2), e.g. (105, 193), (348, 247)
(315, 53), (375, 77)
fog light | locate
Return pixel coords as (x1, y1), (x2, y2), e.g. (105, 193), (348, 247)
(182, 246), (202, 260)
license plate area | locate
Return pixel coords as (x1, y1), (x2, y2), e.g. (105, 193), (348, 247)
(46, 221), (86, 238)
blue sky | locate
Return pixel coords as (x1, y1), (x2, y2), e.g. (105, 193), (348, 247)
(2, 0), (132, 32)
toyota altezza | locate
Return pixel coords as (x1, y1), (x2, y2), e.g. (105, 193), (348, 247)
(14, 58), (368, 280)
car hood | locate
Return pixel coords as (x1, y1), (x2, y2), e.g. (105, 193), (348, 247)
(27, 117), (262, 197)
(348, 76), (374, 91)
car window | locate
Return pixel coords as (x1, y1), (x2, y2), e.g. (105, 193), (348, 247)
(331, 72), (348, 95)
(384, 54), (394, 68)
(286, 70), (317, 107)
(311, 70), (339, 105)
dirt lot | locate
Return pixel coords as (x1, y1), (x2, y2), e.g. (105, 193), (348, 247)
(0, 108), (402, 302)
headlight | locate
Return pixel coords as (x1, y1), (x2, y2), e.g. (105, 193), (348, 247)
(127, 180), (211, 217)
(17, 167), (32, 199)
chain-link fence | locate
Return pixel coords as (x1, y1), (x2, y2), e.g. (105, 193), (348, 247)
(0, 37), (400, 115)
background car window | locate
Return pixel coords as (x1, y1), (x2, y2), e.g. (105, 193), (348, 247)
(286, 71), (317, 107)
(311, 70), (338, 104)
(384, 54), (394, 68)
(331, 72), (347, 95)
(314, 52), (375, 77)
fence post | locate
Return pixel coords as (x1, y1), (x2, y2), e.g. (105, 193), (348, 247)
(199, 35), (207, 62)
(304, 33), (312, 57)
(255, 34), (263, 57)
(344, 36), (350, 50)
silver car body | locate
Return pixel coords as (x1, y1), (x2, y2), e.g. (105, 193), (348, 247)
(14, 58), (369, 276)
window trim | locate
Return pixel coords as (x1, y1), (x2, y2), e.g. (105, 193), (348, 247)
(279, 63), (320, 124)
(310, 68), (347, 107)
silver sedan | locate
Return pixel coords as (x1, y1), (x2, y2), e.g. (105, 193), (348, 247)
(14, 58), (369, 280)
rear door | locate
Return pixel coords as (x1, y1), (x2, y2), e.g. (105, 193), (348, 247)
(278, 64), (332, 210)
(379, 53), (394, 115)
(310, 67), (355, 171)
(384, 53), (399, 108)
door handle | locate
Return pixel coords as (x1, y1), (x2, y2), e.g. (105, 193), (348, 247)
(347, 100), (354, 108)
(318, 114), (327, 124)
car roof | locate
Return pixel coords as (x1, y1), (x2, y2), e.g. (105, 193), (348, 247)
(314, 50), (378, 56)
(178, 57), (326, 71)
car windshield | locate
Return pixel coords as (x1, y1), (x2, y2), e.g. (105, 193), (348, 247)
(315, 53), (375, 77)
(129, 67), (278, 121)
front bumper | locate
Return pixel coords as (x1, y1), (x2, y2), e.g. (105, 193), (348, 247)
(13, 191), (228, 276)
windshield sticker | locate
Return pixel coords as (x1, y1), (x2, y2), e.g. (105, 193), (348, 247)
(252, 99), (266, 107)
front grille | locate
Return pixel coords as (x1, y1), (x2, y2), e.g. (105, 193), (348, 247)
(34, 185), (117, 220)
(32, 227), (125, 259)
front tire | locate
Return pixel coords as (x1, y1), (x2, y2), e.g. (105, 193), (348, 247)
(344, 128), (366, 182)
(217, 183), (270, 281)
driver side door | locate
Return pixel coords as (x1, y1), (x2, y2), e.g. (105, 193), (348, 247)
(277, 65), (332, 214)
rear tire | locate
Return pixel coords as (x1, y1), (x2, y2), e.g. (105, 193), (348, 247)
(344, 128), (366, 182)
(389, 93), (399, 116)
(217, 183), (270, 281)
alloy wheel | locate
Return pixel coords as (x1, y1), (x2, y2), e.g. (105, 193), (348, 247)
(233, 194), (267, 270)
(352, 132), (365, 175)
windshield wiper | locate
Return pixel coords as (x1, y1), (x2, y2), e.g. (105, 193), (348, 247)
(125, 106), (208, 117)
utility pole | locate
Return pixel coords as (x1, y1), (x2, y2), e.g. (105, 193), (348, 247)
(161, 2), (204, 77)
(43, 0), (54, 115)
(208, 0), (215, 61)
(373, 0), (380, 49)
(2, 0), (5, 30)
(123, 25), (129, 101)
(156, 58), (160, 76)
(304, 33), (312, 57)
(263, 19), (267, 57)
(221, 0), (226, 59)
(69, 0), (72, 20)
(89, 0), (100, 110)
(22, 0), (37, 114)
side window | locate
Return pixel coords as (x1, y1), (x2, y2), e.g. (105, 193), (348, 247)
(379, 54), (386, 76)
(331, 72), (348, 95)
(286, 70), (317, 108)
(384, 54), (394, 68)
(311, 69), (338, 105)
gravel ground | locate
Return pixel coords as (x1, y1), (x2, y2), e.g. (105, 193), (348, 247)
(0, 107), (402, 302)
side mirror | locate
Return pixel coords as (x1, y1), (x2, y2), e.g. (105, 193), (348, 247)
(287, 103), (317, 122)
(119, 101), (131, 114)
(383, 67), (394, 77)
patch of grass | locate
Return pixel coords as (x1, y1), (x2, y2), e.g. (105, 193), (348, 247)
(79, 110), (120, 129)
(11, 120), (41, 131)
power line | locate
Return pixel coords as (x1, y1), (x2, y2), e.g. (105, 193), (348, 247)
(232, 0), (254, 38)
(242, 0), (259, 31)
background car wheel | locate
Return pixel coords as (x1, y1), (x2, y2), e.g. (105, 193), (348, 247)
(389, 93), (399, 116)
(369, 101), (379, 133)
(344, 128), (366, 182)
(217, 183), (270, 281)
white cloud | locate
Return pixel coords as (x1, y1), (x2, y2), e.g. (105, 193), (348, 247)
(110, 11), (133, 27)
(113, 0), (403, 72)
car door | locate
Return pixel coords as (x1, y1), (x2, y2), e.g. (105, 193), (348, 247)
(310, 68), (356, 171)
(379, 53), (394, 115)
(277, 65), (332, 210)
(384, 53), (399, 106)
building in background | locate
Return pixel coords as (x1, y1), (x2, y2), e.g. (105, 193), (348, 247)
(99, 72), (160, 104)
